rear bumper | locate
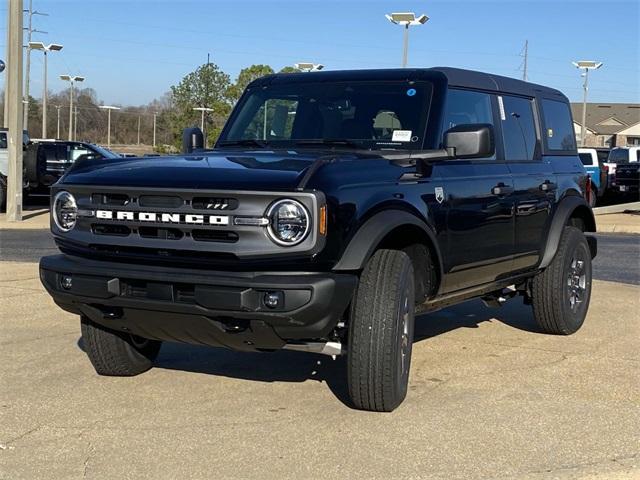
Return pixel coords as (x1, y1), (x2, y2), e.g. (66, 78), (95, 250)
(40, 254), (357, 351)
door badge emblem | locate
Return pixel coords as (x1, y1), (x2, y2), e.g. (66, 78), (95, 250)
(435, 186), (445, 204)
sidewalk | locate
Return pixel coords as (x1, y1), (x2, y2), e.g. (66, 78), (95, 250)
(0, 209), (50, 230)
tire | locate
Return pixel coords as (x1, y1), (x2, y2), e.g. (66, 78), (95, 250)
(80, 316), (162, 376)
(531, 226), (592, 335)
(0, 175), (6, 212)
(347, 249), (415, 412)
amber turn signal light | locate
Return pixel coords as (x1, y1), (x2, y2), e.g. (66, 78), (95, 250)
(319, 205), (327, 236)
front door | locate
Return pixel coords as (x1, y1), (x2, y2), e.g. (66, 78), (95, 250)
(436, 89), (516, 292)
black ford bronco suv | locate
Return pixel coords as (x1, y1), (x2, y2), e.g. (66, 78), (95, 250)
(40, 68), (596, 412)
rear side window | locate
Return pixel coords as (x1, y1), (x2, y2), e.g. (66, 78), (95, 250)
(541, 99), (576, 151)
(579, 153), (594, 166)
(608, 148), (629, 164)
(499, 95), (537, 161)
(0, 133), (7, 149)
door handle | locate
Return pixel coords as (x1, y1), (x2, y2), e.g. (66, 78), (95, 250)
(539, 181), (557, 192)
(491, 183), (514, 196)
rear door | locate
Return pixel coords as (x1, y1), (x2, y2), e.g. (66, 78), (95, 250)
(500, 94), (554, 271)
(435, 88), (516, 292)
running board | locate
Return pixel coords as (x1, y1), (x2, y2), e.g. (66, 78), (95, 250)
(282, 341), (343, 356)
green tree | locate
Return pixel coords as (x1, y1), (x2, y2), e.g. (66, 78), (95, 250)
(228, 64), (274, 103)
(169, 62), (232, 147)
(279, 66), (301, 74)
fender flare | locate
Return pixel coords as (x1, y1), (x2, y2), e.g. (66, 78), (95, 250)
(539, 195), (596, 269)
(332, 209), (443, 273)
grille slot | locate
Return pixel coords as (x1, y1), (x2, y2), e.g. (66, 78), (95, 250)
(192, 197), (238, 210)
(92, 224), (131, 237)
(138, 195), (184, 208)
(91, 193), (130, 206)
(138, 226), (184, 240)
(192, 230), (239, 243)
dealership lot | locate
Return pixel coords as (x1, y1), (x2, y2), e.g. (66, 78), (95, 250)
(0, 215), (638, 479)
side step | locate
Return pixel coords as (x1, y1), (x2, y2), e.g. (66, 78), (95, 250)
(481, 285), (518, 308)
(282, 341), (343, 357)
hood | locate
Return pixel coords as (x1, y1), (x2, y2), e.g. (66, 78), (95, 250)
(61, 150), (323, 191)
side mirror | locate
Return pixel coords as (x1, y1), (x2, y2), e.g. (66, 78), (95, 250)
(182, 127), (204, 154)
(444, 123), (494, 159)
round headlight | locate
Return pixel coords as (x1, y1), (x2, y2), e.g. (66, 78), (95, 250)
(53, 191), (78, 232)
(267, 199), (310, 246)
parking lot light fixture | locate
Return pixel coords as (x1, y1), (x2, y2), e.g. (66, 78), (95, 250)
(572, 61), (603, 146)
(294, 63), (324, 72)
(385, 12), (429, 68)
(59, 74), (84, 140)
(29, 42), (63, 139)
(99, 105), (121, 148)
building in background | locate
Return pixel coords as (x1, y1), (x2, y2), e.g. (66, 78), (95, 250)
(571, 103), (640, 147)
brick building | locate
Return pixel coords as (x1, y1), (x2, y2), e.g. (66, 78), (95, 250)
(571, 103), (640, 147)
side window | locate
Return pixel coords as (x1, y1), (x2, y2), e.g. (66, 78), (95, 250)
(499, 95), (537, 161)
(441, 89), (494, 138)
(579, 153), (594, 166)
(0, 133), (7, 149)
(608, 149), (629, 164)
(541, 99), (576, 151)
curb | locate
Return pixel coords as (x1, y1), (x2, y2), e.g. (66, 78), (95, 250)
(593, 201), (640, 215)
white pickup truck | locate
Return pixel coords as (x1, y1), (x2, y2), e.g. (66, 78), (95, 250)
(0, 128), (31, 210)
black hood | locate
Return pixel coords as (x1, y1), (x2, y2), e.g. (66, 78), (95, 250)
(61, 150), (324, 191)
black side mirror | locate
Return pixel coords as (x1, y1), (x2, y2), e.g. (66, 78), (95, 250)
(444, 123), (494, 159)
(182, 127), (204, 154)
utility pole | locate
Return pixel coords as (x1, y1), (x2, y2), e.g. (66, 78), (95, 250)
(522, 40), (528, 81)
(137, 115), (141, 145)
(7, 0), (24, 221)
(55, 104), (61, 138)
(99, 105), (120, 148)
(23, 0), (48, 131)
(152, 111), (157, 150)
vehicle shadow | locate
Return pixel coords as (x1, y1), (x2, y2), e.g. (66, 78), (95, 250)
(76, 297), (539, 409)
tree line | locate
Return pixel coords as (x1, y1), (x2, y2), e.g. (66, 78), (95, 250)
(0, 62), (300, 151)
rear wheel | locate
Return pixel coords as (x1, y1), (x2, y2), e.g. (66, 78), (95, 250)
(347, 249), (415, 412)
(531, 226), (592, 335)
(81, 316), (162, 376)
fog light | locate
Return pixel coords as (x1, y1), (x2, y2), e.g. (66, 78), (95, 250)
(60, 275), (73, 290)
(263, 291), (282, 309)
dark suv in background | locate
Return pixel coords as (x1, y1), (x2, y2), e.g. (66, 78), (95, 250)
(40, 68), (596, 412)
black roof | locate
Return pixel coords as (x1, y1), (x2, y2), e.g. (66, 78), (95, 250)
(251, 67), (567, 101)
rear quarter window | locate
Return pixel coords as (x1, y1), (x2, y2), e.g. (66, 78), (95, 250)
(0, 133), (7, 149)
(608, 149), (629, 164)
(579, 153), (594, 166)
(541, 99), (576, 152)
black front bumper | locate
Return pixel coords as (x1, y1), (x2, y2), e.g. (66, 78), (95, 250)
(40, 255), (357, 352)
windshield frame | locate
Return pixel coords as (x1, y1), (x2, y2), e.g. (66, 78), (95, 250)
(216, 79), (434, 152)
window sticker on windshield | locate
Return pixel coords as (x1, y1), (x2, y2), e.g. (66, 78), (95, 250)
(406, 88), (416, 97)
(497, 96), (506, 121)
(392, 130), (412, 142)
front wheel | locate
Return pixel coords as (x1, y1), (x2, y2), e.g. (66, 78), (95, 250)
(81, 316), (162, 376)
(531, 226), (592, 335)
(347, 249), (415, 412)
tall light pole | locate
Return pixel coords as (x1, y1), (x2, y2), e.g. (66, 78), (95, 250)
(7, 0), (24, 221)
(99, 105), (120, 148)
(59, 74), (84, 140)
(193, 107), (214, 146)
(294, 63), (324, 72)
(572, 61), (603, 146)
(385, 12), (429, 68)
(152, 111), (158, 149)
(28, 42), (63, 139)
(23, 0), (48, 131)
(55, 104), (61, 139)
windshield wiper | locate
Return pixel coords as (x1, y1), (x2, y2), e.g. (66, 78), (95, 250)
(293, 139), (364, 149)
(217, 139), (270, 148)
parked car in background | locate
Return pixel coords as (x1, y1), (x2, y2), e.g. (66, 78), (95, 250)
(608, 147), (640, 198)
(606, 147), (640, 193)
(0, 128), (31, 211)
(578, 148), (606, 206)
(22, 140), (120, 198)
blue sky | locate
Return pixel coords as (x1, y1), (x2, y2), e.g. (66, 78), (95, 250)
(1, 0), (638, 106)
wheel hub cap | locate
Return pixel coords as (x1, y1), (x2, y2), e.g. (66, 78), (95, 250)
(567, 256), (586, 313)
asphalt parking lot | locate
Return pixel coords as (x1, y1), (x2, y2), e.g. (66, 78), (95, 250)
(1, 217), (639, 479)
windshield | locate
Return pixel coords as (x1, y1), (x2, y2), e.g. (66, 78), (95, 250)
(92, 144), (120, 159)
(219, 81), (432, 150)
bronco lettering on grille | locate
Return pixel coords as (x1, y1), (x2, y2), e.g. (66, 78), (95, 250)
(95, 210), (229, 225)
